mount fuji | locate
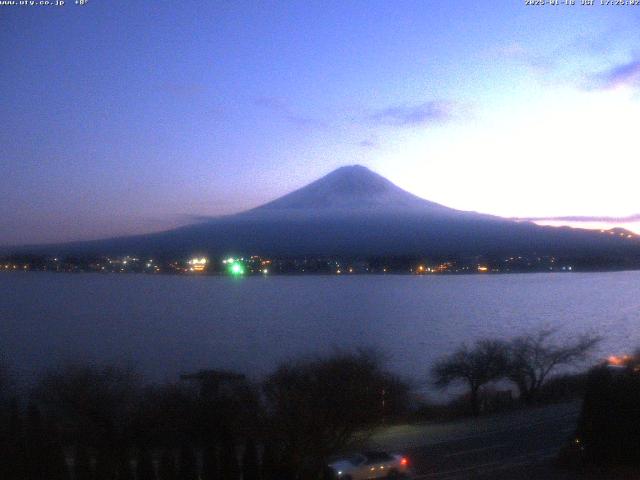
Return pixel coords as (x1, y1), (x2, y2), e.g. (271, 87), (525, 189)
(11, 165), (640, 260)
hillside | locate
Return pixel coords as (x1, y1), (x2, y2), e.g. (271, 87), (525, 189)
(7, 166), (640, 263)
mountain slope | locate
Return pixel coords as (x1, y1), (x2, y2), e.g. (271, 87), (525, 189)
(9, 165), (640, 261)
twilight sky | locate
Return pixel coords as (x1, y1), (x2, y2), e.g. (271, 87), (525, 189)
(2, 1), (640, 245)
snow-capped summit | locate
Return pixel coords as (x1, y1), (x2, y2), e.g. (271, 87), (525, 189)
(252, 165), (450, 212)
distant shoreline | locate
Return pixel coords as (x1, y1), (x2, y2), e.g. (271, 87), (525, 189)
(3, 267), (640, 277)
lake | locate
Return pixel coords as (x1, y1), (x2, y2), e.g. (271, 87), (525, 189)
(1, 271), (639, 398)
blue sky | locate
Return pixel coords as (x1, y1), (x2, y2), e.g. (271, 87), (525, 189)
(2, 1), (640, 244)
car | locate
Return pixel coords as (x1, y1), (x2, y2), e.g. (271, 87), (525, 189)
(328, 451), (412, 479)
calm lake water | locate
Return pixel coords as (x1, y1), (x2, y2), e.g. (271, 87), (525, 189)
(2, 271), (639, 397)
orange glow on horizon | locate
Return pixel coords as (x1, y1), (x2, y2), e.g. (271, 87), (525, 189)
(533, 220), (640, 236)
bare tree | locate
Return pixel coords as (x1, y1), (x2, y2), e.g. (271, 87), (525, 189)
(0, 356), (13, 405)
(432, 340), (509, 416)
(263, 349), (409, 479)
(506, 329), (601, 403)
(34, 363), (142, 462)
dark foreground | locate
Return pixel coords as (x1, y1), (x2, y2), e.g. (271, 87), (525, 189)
(368, 402), (582, 479)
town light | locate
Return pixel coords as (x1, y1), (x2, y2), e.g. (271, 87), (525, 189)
(228, 261), (245, 275)
(608, 355), (632, 366)
(188, 257), (208, 272)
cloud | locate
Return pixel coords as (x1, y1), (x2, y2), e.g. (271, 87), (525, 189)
(517, 214), (640, 223)
(357, 136), (378, 149)
(358, 139), (377, 148)
(588, 59), (640, 90)
(253, 97), (326, 128)
(486, 42), (553, 74)
(369, 100), (461, 127)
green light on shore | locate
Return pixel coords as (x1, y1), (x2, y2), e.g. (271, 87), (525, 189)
(229, 262), (245, 275)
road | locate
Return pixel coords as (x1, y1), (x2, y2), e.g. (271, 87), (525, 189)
(367, 402), (582, 479)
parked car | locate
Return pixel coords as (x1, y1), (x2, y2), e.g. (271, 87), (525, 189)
(328, 451), (412, 479)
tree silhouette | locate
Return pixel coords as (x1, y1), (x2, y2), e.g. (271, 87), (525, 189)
(219, 430), (240, 480)
(34, 364), (141, 452)
(158, 450), (177, 480)
(1, 400), (27, 480)
(115, 448), (134, 480)
(260, 440), (279, 480)
(44, 418), (69, 480)
(242, 438), (260, 480)
(506, 330), (601, 403)
(74, 444), (93, 480)
(263, 350), (407, 477)
(136, 444), (155, 480)
(177, 444), (197, 480)
(0, 360), (11, 405)
(432, 340), (509, 416)
(94, 447), (116, 480)
(201, 442), (219, 480)
(25, 404), (47, 480)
